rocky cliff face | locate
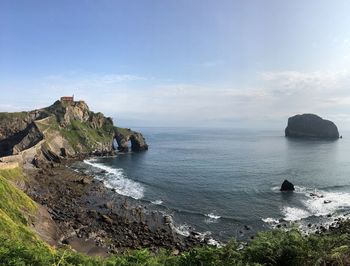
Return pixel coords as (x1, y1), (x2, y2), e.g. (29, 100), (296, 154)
(0, 99), (148, 163)
(285, 114), (339, 139)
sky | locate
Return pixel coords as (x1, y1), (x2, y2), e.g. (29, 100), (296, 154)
(2, 0), (350, 130)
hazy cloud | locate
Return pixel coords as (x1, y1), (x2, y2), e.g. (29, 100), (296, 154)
(4, 70), (350, 130)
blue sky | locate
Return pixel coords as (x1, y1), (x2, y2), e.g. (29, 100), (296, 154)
(2, 0), (350, 129)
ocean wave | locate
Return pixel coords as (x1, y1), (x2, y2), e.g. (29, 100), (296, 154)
(173, 224), (191, 237)
(279, 187), (350, 222)
(83, 159), (144, 199)
(205, 213), (221, 220)
(282, 207), (310, 221)
(305, 190), (350, 217)
(151, 199), (163, 205)
(271, 185), (307, 193)
(262, 217), (279, 224)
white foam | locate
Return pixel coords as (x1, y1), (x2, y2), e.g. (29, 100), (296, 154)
(151, 200), (163, 205)
(305, 191), (350, 217)
(173, 224), (190, 237)
(282, 207), (310, 221)
(207, 238), (222, 247)
(83, 159), (144, 199)
(262, 217), (279, 224)
(294, 186), (308, 193)
(205, 213), (221, 219)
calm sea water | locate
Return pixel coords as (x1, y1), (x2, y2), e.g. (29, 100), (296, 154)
(78, 128), (350, 242)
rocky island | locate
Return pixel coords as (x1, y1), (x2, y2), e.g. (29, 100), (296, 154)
(285, 114), (340, 139)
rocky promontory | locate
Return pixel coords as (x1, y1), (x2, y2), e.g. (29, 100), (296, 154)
(285, 114), (339, 139)
(0, 98), (148, 164)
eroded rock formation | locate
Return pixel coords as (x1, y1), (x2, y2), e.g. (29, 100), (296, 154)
(285, 114), (339, 139)
(114, 128), (148, 152)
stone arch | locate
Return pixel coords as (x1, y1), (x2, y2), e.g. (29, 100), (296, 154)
(113, 128), (148, 152)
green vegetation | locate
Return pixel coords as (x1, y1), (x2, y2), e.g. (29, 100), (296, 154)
(0, 167), (54, 265)
(1, 170), (350, 265)
(2, 225), (350, 265)
(60, 120), (114, 152)
(115, 127), (132, 137)
(0, 168), (36, 224)
(0, 111), (29, 122)
(0, 167), (28, 184)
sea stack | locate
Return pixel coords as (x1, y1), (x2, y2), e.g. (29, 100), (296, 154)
(280, 180), (295, 191)
(285, 114), (339, 139)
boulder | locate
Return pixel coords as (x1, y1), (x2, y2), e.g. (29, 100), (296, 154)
(285, 114), (339, 139)
(280, 180), (295, 191)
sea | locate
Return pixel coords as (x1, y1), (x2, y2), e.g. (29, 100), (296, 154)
(72, 127), (350, 243)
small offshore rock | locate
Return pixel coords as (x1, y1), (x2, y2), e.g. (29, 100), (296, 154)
(280, 180), (295, 191)
(244, 225), (251, 230)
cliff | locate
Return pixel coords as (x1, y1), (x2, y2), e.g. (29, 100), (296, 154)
(0, 99), (148, 164)
(285, 114), (340, 139)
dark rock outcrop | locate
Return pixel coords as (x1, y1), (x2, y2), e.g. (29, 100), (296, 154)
(280, 180), (295, 191)
(285, 114), (339, 139)
(114, 128), (148, 152)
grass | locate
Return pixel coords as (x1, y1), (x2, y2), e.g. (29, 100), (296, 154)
(0, 168), (36, 225)
(59, 120), (114, 152)
(0, 111), (29, 122)
(0, 167), (28, 183)
(115, 127), (132, 137)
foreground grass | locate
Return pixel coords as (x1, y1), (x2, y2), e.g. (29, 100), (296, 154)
(1, 167), (350, 265)
(2, 228), (350, 266)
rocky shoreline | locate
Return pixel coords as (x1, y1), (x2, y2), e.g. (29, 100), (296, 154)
(23, 156), (205, 257)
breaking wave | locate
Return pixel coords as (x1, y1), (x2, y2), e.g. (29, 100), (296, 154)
(265, 185), (350, 224)
(83, 159), (144, 199)
(151, 199), (163, 205)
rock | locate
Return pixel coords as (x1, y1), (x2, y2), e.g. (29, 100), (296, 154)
(285, 114), (339, 139)
(310, 192), (324, 198)
(324, 200), (332, 204)
(103, 201), (113, 209)
(0, 98), (148, 162)
(164, 215), (172, 225)
(280, 180), (295, 191)
(101, 215), (113, 225)
(114, 129), (148, 152)
(80, 177), (91, 185)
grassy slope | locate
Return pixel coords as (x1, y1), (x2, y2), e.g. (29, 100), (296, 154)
(59, 120), (114, 152)
(0, 168), (54, 265)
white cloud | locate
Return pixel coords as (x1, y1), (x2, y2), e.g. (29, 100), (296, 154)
(4, 69), (350, 129)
